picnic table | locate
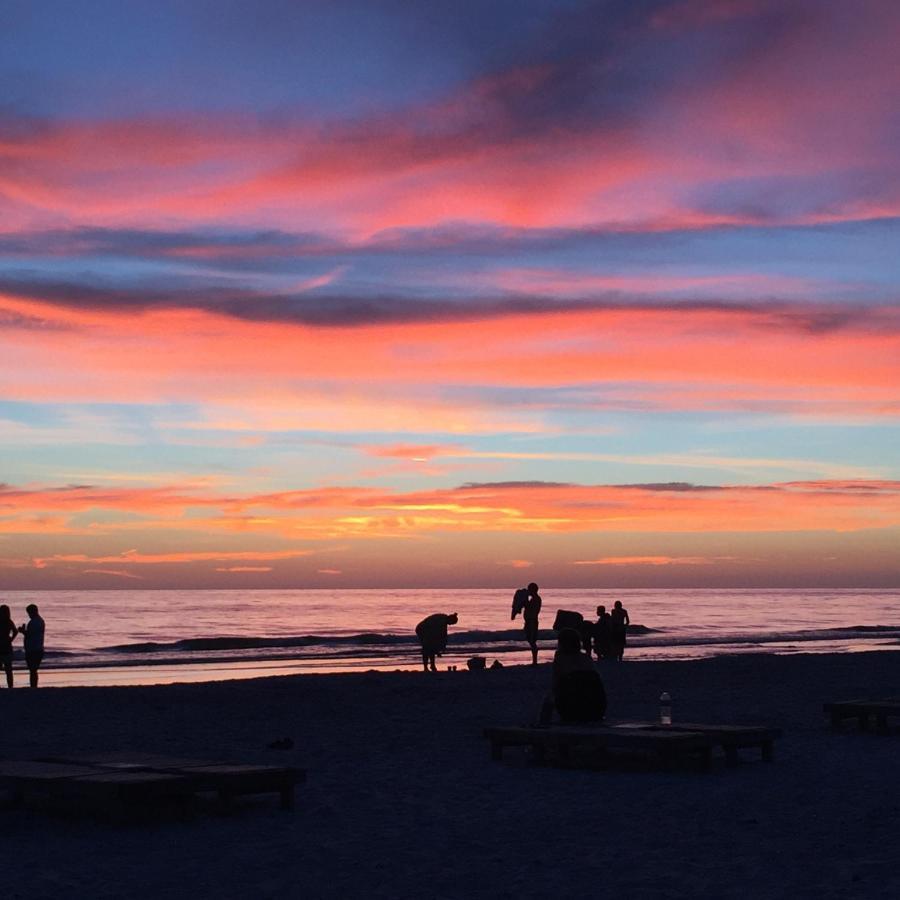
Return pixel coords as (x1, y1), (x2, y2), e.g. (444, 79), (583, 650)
(823, 699), (900, 733)
(484, 721), (781, 769)
(0, 753), (304, 817)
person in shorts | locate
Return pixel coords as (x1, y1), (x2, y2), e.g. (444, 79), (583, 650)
(20, 604), (45, 688)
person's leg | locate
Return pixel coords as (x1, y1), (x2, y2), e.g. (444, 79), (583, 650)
(421, 648), (429, 671)
(530, 641), (538, 665)
(428, 652), (437, 672)
(29, 666), (38, 688)
(3, 660), (12, 689)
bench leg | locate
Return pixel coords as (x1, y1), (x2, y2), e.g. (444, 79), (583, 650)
(724, 746), (739, 767)
(760, 740), (774, 762)
(279, 785), (294, 811)
(858, 714), (870, 731)
(490, 740), (504, 762)
(829, 712), (843, 730)
(698, 747), (713, 771)
(876, 714), (888, 734)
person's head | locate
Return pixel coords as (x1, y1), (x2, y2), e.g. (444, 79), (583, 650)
(527, 582), (539, 595)
(614, 601), (622, 609)
(596, 605), (606, 615)
(0, 604), (9, 623)
(557, 628), (582, 654)
(26, 604), (38, 618)
(447, 612), (459, 625)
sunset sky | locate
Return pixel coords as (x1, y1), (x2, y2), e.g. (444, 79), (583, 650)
(1, 0), (898, 588)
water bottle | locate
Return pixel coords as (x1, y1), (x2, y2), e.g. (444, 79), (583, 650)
(659, 691), (672, 726)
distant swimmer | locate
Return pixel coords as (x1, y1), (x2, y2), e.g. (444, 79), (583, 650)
(19, 604), (45, 688)
(522, 583), (542, 666)
(609, 600), (630, 662)
(0, 604), (18, 689)
(415, 612), (459, 672)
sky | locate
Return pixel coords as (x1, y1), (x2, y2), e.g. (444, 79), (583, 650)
(1, 0), (898, 589)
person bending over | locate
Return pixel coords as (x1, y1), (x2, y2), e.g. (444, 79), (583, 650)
(415, 612), (459, 672)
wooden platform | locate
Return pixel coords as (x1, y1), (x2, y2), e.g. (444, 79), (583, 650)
(1, 753), (305, 816)
(823, 699), (900, 733)
(484, 722), (781, 769)
(616, 722), (781, 765)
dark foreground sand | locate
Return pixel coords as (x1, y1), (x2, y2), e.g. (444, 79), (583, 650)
(2, 650), (900, 899)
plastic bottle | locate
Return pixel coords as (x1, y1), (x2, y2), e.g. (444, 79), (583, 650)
(659, 691), (672, 726)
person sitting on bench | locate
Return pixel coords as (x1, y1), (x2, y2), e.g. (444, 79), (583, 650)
(540, 628), (607, 724)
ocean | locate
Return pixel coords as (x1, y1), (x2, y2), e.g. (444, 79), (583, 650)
(1, 588), (898, 688)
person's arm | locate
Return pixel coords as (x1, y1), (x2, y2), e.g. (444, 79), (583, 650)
(624, 609), (630, 626)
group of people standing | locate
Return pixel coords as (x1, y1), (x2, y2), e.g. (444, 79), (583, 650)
(413, 586), (631, 672)
(591, 602), (630, 662)
(0, 604), (45, 688)
(512, 584), (630, 665)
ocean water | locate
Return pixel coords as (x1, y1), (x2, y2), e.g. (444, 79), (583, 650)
(2, 588), (899, 687)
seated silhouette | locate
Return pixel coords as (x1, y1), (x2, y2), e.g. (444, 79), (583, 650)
(555, 669), (607, 723)
(543, 628), (607, 724)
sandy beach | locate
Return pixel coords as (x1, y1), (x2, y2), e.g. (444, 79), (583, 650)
(2, 650), (900, 899)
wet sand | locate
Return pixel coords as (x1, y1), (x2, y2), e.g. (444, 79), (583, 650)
(2, 650), (900, 898)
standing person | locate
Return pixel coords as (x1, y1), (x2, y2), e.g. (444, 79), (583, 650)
(415, 612), (458, 672)
(0, 604), (17, 689)
(594, 605), (612, 660)
(609, 600), (630, 662)
(522, 582), (542, 666)
(19, 604), (45, 688)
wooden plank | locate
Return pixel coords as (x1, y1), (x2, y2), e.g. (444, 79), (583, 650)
(483, 725), (714, 769)
(611, 722), (781, 763)
(16, 755), (304, 813)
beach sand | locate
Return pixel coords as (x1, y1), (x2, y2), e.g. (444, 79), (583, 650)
(2, 650), (900, 899)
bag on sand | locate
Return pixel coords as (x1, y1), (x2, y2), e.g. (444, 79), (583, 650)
(552, 609), (584, 632)
(467, 656), (487, 671)
(511, 587), (529, 619)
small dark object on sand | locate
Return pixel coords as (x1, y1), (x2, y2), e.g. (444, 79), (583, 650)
(267, 737), (294, 750)
(467, 656), (487, 671)
(491, 660), (503, 669)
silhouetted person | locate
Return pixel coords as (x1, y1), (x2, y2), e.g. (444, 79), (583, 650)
(609, 600), (630, 661)
(0, 604), (17, 689)
(522, 582), (541, 665)
(415, 612), (458, 672)
(579, 617), (594, 655)
(540, 628), (606, 724)
(19, 604), (45, 688)
(594, 605), (612, 660)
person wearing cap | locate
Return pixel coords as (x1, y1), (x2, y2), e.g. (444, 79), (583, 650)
(414, 612), (459, 672)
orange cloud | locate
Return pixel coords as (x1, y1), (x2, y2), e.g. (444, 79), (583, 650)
(573, 555), (721, 566)
(2, 299), (898, 425)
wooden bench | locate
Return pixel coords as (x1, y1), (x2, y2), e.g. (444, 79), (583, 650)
(0, 761), (194, 814)
(6, 753), (304, 815)
(616, 722), (781, 765)
(823, 699), (900, 733)
(483, 725), (716, 769)
(484, 722), (781, 770)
